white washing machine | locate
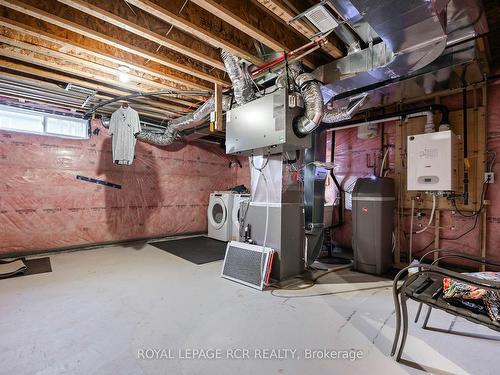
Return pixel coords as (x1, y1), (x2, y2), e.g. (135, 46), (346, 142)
(207, 192), (234, 242)
(231, 193), (251, 241)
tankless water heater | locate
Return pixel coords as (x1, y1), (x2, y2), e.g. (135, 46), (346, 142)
(407, 130), (458, 191)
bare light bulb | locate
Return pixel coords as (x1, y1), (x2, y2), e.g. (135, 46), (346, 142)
(118, 72), (129, 83)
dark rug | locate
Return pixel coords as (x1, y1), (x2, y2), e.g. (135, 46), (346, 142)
(150, 236), (227, 265)
(0, 257), (52, 279)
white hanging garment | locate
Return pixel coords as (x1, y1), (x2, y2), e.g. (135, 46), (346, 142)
(109, 106), (141, 165)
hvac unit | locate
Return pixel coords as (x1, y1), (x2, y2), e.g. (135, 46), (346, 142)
(407, 130), (458, 191)
(225, 89), (311, 156)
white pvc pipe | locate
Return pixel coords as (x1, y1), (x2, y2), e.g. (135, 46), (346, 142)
(415, 194), (436, 234)
(409, 199), (415, 262)
(380, 147), (390, 177)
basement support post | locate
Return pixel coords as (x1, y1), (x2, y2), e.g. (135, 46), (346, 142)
(214, 83), (223, 132)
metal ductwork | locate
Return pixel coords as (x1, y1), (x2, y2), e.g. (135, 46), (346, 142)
(137, 96), (231, 146)
(221, 49), (256, 106)
(323, 93), (368, 123)
(135, 126), (179, 146)
(317, 0), (488, 103)
(138, 49), (255, 146)
(293, 73), (324, 136)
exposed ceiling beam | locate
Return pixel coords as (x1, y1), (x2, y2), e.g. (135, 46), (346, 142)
(0, 59), (183, 112)
(0, 85), (175, 121)
(0, 47), (194, 115)
(0, 26), (204, 107)
(190, 0), (329, 68)
(0, 8), (212, 92)
(254, 0), (344, 59)
(125, 0), (264, 65)
(0, 60), (188, 119)
(56, 0), (226, 71)
(0, 0), (229, 87)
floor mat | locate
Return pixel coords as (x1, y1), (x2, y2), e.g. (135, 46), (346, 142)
(150, 236), (227, 265)
(0, 259), (27, 278)
(0, 257), (52, 279)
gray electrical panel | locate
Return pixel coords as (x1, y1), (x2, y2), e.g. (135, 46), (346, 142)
(352, 177), (395, 275)
(225, 89), (311, 156)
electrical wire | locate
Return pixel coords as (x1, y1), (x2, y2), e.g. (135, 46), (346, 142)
(268, 261), (353, 293)
(415, 194), (436, 234)
(261, 171), (270, 282)
(487, 150), (496, 173)
(452, 180), (488, 218)
(250, 154), (271, 284)
(270, 285), (391, 299)
(379, 147), (390, 177)
(413, 181), (489, 256)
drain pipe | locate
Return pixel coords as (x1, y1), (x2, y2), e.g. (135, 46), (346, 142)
(462, 71), (470, 205)
(318, 104), (450, 132)
(330, 130), (344, 229)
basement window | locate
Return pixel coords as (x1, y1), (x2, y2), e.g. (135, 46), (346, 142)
(0, 105), (89, 139)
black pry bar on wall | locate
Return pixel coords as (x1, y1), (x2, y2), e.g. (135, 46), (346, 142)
(76, 175), (122, 189)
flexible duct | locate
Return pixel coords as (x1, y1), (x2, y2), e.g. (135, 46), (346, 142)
(293, 73), (324, 136)
(220, 49), (256, 106)
(275, 61), (304, 90)
(294, 73), (368, 135)
(323, 94), (368, 124)
(136, 126), (178, 146)
(138, 48), (255, 146)
(137, 96), (231, 146)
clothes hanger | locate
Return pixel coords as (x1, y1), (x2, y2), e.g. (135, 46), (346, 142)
(121, 101), (129, 109)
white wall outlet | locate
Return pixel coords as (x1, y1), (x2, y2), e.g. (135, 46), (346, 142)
(485, 172), (495, 183)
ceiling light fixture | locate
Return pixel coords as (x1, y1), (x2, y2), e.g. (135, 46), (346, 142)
(117, 65), (131, 83)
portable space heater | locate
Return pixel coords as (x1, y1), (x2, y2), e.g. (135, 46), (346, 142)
(221, 241), (275, 290)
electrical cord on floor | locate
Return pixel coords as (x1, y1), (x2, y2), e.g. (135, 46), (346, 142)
(270, 284), (390, 299)
(267, 261), (354, 294)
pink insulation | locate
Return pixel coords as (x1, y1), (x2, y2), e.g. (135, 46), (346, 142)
(0, 120), (247, 256)
(330, 83), (500, 262)
(485, 80), (500, 260)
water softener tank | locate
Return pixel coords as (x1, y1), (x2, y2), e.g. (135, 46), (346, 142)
(352, 177), (395, 275)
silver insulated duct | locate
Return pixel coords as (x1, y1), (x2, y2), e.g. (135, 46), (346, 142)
(137, 96), (231, 146)
(294, 73), (324, 135)
(221, 49), (257, 106)
(139, 49), (256, 146)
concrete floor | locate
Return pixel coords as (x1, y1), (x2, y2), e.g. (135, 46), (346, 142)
(1, 239), (499, 375)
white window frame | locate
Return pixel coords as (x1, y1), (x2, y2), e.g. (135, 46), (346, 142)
(0, 105), (90, 139)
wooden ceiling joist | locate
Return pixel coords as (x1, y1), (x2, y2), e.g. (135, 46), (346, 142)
(0, 0), (229, 87)
(255, 0), (344, 59)
(0, 9), (211, 93)
(56, 0), (226, 71)
(124, 0), (264, 65)
(0, 60), (187, 119)
(1, 27), (207, 104)
(190, 0), (329, 68)
(0, 26), (206, 106)
(0, 47), (193, 115)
